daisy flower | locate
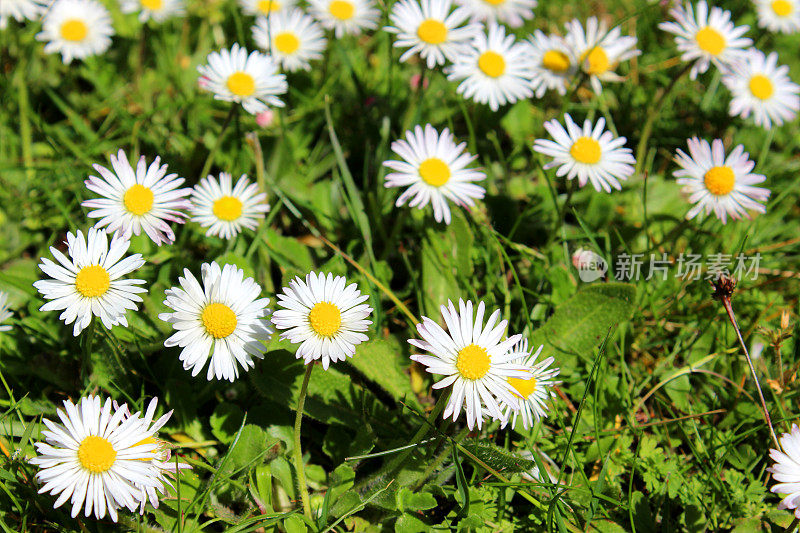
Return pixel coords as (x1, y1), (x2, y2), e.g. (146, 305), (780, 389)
(189, 172), (270, 239)
(120, 0), (185, 23)
(658, 0), (752, 79)
(0, 291), (12, 332)
(29, 395), (163, 522)
(497, 339), (560, 431)
(197, 43), (288, 115)
(454, 0), (536, 28)
(722, 49), (800, 129)
(672, 137), (770, 223)
(526, 30), (576, 97)
(383, 124), (485, 225)
(272, 271), (373, 370)
(408, 299), (530, 430)
(159, 262), (273, 382)
(446, 22), (537, 111)
(769, 425), (800, 518)
(755, 0), (800, 33)
(533, 114), (636, 193)
(385, 0), (481, 68)
(239, 0), (296, 17)
(33, 228), (146, 336)
(308, 0), (380, 37)
(114, 397), (191, 512)
(82, 149), (192, 246)
(252, 9), (327, 72)
(36, 0), (114, 64)
(1, 0), (45, 29)
(564, 17), (640, 94)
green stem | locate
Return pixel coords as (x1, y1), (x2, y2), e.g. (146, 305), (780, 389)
(199, 106), (237, 182)
(81, 318), (96, 382)
(293, 363), (314, 520)
(383, 393), (448, 473)
(634, 62), (692, 175)
(16, 56), (34, 182)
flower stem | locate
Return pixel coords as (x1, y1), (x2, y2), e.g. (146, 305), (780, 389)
(81, 317), (96, 381)
(199, 106), (237, 183)
(293, 363), (314, 520)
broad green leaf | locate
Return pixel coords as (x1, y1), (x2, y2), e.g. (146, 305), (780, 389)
(530, 282), (636, 363)
(460, 440), (536, 474)
(210, 403), (246, 444)
(347, 337), (420, 409)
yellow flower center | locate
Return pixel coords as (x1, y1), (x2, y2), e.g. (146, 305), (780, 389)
(123, 184), (155, 216)
(75, 265), (111, 298)
(508, 376), (537, 399)
(258, 0), (281, 13)
(542, 50), (570, 73)
(201, 303), (238, 339)
(695, 27), (726, 56)
(772, 0), (793, 16)
(418, 157), (451, 187)
(749, 74), (774, 100)
(212, 195), (244, 221)
(141, 0), (163, 10)
(226, 71), (256, 97)
(456, 344), (491, 380)
(60, 19), (88, 42)
(416, 19), (448, 45)
(478, 51), (505, 78)
(308, 301), (342, 337)
(77, 435), (117, 473)
(704, 166), (735, 196)
(581, 46), (610, 75)
(274, 32), (300, 54)
(570, 137), (602, 164)
(329, 0), (354, 20)
(482, 0), (505, 5)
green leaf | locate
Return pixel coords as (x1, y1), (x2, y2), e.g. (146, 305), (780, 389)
(215, 252), (255, 279)
(459, 440), (537, 474)
(284, 514), (308, 533)
(221, 424), (275, 475)
(210, 403), (246, 444)
(347, 337), (420, 409)
(249, 348), (392, 428)
(397, 488), (436, 512)
(530, 283), (636, 363)
(420, 216), (472, 318)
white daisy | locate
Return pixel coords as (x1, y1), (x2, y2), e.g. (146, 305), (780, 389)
(383, 124), (485, 225)
(308, 0), (380, 38)
(114, 397), (191, 513)
(36, 0), (114, 64)
(1, 0), (45, 29)
(533, 114), (636, 193)
(564, 17), (640, 94)
(239, 0), (296, 17)
(497, 339), (560, 431)
(526, 30), (576, 97)
(769, 424), (800, 518)
(672, 137), (770, 223)
(252, 9), (327, 72)
(271, 271), (373, 370)
(722, 49), (800, 129)
(755, 0), (800, 34)
(33, 228), (146, 336)
(120, 0), (185, 23)
(454, 0), (535, 28)
(159, 262), (273, 382)
(0, 291), (12, 332)
(197, 43), (288, 115)
(82, 149), (193, 246)
(386, 0), (481, 68)
(29, 395), (163, 522)
(446, 22), (537, 111)
(408, 299), (530, 430)
(189, 172), (270, 239)
(658, 0), (752, 79)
